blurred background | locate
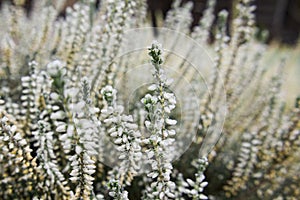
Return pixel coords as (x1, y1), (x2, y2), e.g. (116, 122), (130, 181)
(0, 0), (299, 105)
(147, 0), (300, 45)
(1, 0), (300, 45)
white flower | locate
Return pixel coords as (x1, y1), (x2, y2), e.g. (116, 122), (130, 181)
(166, 118), (177, 125)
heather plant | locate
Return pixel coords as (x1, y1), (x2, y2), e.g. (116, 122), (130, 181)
(0, 0), (299, 199)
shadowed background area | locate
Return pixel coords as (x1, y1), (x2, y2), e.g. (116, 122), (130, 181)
(147, 0), (300, 45)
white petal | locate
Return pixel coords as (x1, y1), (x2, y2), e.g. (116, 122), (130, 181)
(166, 118), (177, 125)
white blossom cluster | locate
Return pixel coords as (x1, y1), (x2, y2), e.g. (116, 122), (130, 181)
(0, 113), (37, 198)
(232, 0), (256, 45)
(101, 85), (142, 186)
(20, 61), (39, 133)
(91, 0), (138, 88)
(0, 0), (299, 199)
(33, 120), (70, 198)
(188, 158), (209, 200)
(192, 0), (216, 43)
(68, 78), (98, 199)
(141, 42), (178, 199)
(107, 178), (129, 200)
(164, 0), (193, 33)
